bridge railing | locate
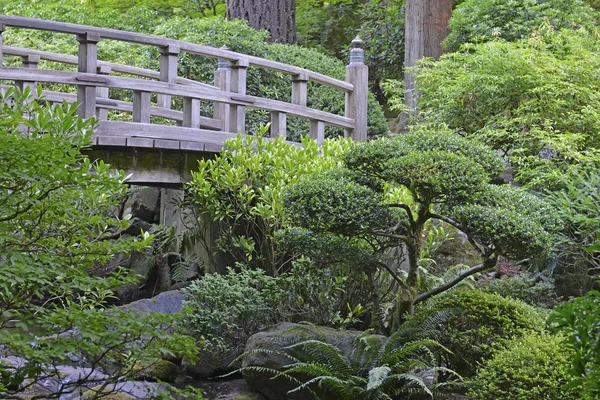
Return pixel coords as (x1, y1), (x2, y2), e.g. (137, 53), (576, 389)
(0, 15), (368, 150)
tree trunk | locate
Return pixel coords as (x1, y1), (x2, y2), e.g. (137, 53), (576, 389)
(404, 0), (452, 110)
(227, 0), (296, 44)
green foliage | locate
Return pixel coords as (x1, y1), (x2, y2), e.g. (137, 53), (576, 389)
(468, 332), (579, 400)
(184, 130), (352, 273)
(549, 286), (600, 399)
(544, 168), (600, 277)
(283, 128), (559, 328)
(415, 29), (600, 187)
(481, 274), (559, 308)
(238, 329), (458, 399)
(445, 0), (599, 52)
(405, 290), (545, 377)
(179, 262), (357, 367)
(0, 88), (198, 397)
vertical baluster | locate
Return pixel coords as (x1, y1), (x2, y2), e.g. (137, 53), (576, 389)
(158, 44), (179, 109)
(0, 22), (5, 66)
(96, 65), (111, 120)
(310, 120), (325, 146)
(133, 90), (151, 123)
(77, 32), (100, 119)
(214, 46), (231, 132)
(345, 37), (368, 141)
(183, 97), (201, 129)
(229, 58), (248, 134)
(16, 54), (40, 97)
(291, 72), (308, 107)
(270, 112), (287, 138)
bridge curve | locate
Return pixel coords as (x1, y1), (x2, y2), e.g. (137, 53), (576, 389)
(0, 15), (368, 185)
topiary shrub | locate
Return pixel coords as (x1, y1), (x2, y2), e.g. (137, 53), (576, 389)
(445, 0), (599, 52)
(468, 332), (579, 400)
(404, 289), (544, 377)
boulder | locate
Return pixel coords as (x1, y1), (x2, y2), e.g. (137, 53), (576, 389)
(123, 290), (184, 314)
(241, 323), (385, 400)
(132, 359), (178, 383)
(124, 217), (153, 236)
(124, 188), (161, 223)
(197, 378), (265, 400)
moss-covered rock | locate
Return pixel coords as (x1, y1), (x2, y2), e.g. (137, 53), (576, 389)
(81, 386), (135, 400)
(132, 359), (178, 383)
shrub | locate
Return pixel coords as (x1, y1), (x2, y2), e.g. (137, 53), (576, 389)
(481, 274), (559, 308)
(468, 332), (579, 400)
(445, 0), (599, 52)
(404, 289), (544, 376)
(415, 29), (600, 187)
(549, 286), (600, 399)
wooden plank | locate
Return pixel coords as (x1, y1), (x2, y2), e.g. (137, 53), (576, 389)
(76, 31), (99, 119)
(310, 120), (325, 146)
(0, 21), (4, 65)
(270, 111), (286, 139)
(132, 90), (151, 123)
(34, 88), (222, 130)
(0, 68), (355, 129)
(214, 63), (230, 132)
(96, 121), (240, 145)
(180, 141), (205, 151)
(154, 139), (180, 149)
(127, 137), (154, 148)
(97, 136), (127, 146)
(96, 65), (111, 120)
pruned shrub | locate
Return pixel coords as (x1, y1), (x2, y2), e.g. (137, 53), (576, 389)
(468, 332), (579, 400)
(404, 289), (544, 376)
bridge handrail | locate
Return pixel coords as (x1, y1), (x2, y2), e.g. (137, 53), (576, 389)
(0, 15), (353, 92)
(0, 14), (368, 143)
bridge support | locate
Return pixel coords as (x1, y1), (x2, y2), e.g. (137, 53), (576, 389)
(77, 32), (100, 119)
(345, 37), (368, 141)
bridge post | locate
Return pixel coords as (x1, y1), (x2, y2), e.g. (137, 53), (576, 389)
(345, 37), (368, 141)
(16, 54), (40, 98)
(158, 44), (180, 109)
(96, 65), (111, 120)
(230, 58), (249, 134)
(214, 46), (231, 132)
(310, 120), (325, 146)
(76, 32), (100, 119)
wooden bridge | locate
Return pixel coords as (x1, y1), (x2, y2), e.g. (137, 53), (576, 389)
(0, 15), (368, 185)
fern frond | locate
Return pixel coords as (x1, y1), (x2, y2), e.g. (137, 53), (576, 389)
(367, 366), (391, 390)
(286, 340), (352, 377)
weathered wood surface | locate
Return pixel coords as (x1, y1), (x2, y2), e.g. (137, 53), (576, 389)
(0, 14), (368, 165)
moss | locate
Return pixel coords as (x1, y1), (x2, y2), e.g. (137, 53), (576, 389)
(81, 386), (135, 400)
(132, 359), (178, 383)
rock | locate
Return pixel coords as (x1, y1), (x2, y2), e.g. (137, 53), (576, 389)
(182, 356), (216, 379)
(241, 323), (385, 400)
(123, 290), (184, 314)
(124, 217), (153, 236)
(132, 359), (178, 383)
(115, 248), (156, 303)
(195, 378), (265, 400)
(124, 188), (161, 223)
(82, 382), (167, 399)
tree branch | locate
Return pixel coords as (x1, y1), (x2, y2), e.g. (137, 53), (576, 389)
(387, 203), (415, 225)
(367, 230), (409, 244)
(413, 257), (497, 305)
(428, 213), (462, 230)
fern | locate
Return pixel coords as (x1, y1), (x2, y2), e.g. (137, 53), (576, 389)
(236, 327), (461, 400)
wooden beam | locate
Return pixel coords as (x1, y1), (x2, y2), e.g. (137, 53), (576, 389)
(310, 120), (325, 146)
(229, 58), (248, 134)
(132, 90), (151, 123)
(76, 32), (100, 119)
(158, 44), (180, 108)
(183, 97), (201, 129)
(270, 111), (287, 139)
(96, 65), (111, 120)
(292, 72), (308, 107)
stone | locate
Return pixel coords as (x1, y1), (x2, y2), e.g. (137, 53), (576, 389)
(241, 322), (385, 400)
(123, 290), (184, 314)
(195, 378), (265, 400)
(124, 217), (153, 236)
(124, 187), (161, 223)
(132, 359), (178, 383)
